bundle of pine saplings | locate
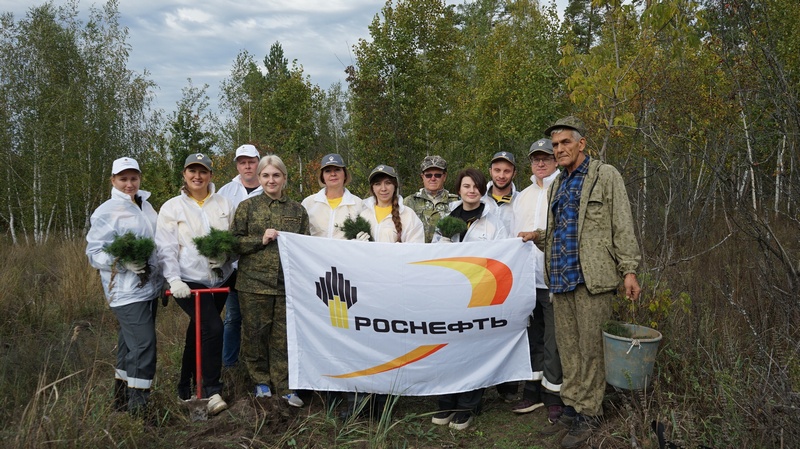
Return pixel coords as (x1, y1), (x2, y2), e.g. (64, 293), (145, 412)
(436, 215), (467, 240)
(338, 215), (373, 241)
(104, 231), (155, 288)
(193, 227), (237, 276)
(602, 320), (633, 338)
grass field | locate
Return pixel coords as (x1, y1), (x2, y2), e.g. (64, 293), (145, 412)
(0, 236), (797, 448)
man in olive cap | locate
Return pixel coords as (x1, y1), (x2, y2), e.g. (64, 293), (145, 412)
(483, 150), (520, 402)
(483, 151), (519, 233)
(404, 155), (459, 243)
(529, 116), (641, 448)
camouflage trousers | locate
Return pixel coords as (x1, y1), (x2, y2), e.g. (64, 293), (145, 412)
(238, 292), (289, 395)
(552, 284), (612, 417)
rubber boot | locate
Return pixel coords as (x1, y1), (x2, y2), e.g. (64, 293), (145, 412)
(127, 388), (150, 416)
(113, 379), (127, 412)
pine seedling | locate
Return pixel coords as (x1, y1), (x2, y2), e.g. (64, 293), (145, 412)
(193, 227), (238, 259)
(338, 215), (372, 241)
(104, 232), (155, 288)
(193, 228), (237, 277)
(435, 216), (467, 240)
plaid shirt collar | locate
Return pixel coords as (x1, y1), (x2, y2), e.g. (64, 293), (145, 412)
(549, 156), (591, 293)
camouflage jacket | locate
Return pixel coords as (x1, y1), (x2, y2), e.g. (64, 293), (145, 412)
(543, 159), (640, 294)
(403, 188), (459, 243)
(231, 194), (309, 295)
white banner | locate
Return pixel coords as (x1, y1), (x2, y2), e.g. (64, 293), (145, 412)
(279, 233), (537, 396)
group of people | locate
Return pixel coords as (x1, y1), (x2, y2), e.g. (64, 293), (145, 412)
(86, 115), (641, 449)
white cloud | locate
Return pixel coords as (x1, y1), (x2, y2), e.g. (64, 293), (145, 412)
(0, 0), (569, 113)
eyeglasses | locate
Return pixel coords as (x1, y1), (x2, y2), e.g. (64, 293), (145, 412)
(424, 173), (444, 179)
(531, 157), (555, 165)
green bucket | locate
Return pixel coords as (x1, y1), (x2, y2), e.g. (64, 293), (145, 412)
(602, 323), (662, 390)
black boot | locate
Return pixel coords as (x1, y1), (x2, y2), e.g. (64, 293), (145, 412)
(113, 379), (127, 412)
(127, 388), (150, 416)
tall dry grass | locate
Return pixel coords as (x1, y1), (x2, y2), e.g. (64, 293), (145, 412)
(0, 227), (797, 448)
(0, 240), (192, 448)
(624, 211), (800, 448)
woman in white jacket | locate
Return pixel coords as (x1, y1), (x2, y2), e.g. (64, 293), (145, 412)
(344, 164), (423, 420)
(300, 153), (362, 407)
(301, 153), (363, 239)
(431, 167), (509, 431)
(155, 153), (235, 415)
(359, 165), (424, 244)
(86, 157), (161, 415)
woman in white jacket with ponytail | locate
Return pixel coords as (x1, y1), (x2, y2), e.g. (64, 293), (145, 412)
(156, 153), (235, 416)
(86, 157), (161, 415)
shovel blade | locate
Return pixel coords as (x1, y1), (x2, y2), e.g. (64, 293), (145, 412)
(183, 397), (210, 422)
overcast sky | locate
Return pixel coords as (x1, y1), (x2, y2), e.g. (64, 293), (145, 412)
(3, 0), (566, 114)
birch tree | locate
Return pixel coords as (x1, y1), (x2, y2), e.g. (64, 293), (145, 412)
(0, 1), (156, 243)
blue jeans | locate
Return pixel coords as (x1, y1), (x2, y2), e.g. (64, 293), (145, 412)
(222, 288), (241, 367)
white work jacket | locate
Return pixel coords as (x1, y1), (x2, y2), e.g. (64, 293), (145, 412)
(86, 188), (161, 307)
(359, 196), (424, 243)
(156, 184), (234, 287)
(301, 188), (363, 239)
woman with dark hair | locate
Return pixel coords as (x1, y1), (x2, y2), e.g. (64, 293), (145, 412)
(359, 165), (424, 243)
(432, 168), (507, 243)
(156, 153), (235, 416)
(86, 157), (161, 415)
(431, 167), (509, 430)
(231, 154), (310, 408)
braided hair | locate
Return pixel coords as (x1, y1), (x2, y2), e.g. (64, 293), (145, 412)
(390, 193), (402, 242)
(371, 174), (403, 242)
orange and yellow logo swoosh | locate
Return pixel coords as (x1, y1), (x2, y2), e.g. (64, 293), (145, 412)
(325, 344), (446, 378)
(411, 257), (513, 307)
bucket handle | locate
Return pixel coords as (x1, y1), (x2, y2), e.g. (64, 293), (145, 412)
(626, 339), (642, 355)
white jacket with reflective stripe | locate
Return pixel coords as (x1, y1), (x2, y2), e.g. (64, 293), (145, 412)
(86, 188), (161, 307)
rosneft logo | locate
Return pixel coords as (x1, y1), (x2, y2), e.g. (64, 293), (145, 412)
(316, 267), (357, 328)
(411, 257), (512, 307)
(320, 257), (513, 378)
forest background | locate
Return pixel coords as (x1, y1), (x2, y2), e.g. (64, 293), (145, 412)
(0, 0), (798, 448)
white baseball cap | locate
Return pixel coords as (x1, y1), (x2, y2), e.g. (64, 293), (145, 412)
(235, 144), (260, 160)
(111, 157), (141, 175)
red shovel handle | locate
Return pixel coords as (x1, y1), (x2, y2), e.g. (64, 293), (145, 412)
(165, 287), (231, 398)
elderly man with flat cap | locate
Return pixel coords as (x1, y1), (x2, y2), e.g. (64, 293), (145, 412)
(529, 117), (641, 448)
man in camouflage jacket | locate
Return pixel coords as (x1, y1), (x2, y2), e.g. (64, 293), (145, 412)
(404, 155), (459, 243)
(533, 116), (641, 448)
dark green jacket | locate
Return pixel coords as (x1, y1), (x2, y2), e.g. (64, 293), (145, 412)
(232, 194), (309, 295)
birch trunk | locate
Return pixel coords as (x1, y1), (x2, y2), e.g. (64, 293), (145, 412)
(774, 130), (785, 216)
(738, 99), (757, 212)
(32, 155), (41, 244)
